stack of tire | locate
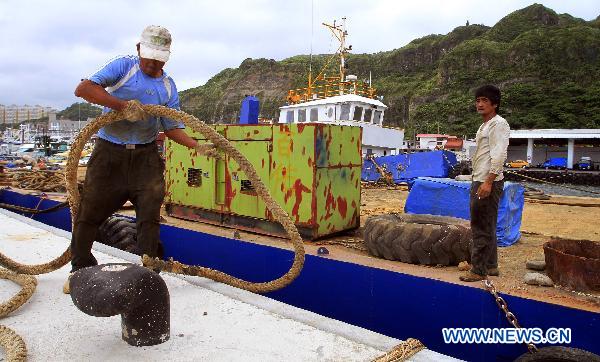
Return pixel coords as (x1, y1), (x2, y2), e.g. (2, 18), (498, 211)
(364, 213), (472, 266)
(97, 216), (139, 254)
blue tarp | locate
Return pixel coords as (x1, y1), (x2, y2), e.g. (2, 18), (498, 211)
(404, 177), (525, 247)
(361, 151), (457, 183)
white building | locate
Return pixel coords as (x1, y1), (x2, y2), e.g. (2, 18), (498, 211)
(0, 104), (57, 125)
(509, 129), (600, 168)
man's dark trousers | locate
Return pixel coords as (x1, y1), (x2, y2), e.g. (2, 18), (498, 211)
(469, 180), (504, 276)
(70, 138), (165, 272)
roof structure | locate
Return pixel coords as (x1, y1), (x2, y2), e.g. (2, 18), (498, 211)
(280, 94), (387, 110)
(510, 129), (600, 139)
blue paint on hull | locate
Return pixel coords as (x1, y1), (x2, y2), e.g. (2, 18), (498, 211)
(2, 189), (598, 361)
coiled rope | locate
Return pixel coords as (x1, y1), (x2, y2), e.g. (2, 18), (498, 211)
(0, 105), (306, 360)
(0, 269), (37, 362)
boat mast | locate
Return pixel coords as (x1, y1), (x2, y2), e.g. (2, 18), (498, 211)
(322, 18), (351, 91)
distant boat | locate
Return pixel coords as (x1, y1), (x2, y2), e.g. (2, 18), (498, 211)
(277, 18), (404, 157)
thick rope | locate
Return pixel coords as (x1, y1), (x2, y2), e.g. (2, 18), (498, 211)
(0, 105), (305, 290)
(372, 338), (425, 362)
(0, 268), (37, 362)
(0, 106), (306, 359)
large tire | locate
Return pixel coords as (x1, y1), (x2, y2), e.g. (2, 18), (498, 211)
(97, 216), (137, 248)
(515, 347), (600, 362)
(364, 213), (472, 266)
(448, 161), (472, 179)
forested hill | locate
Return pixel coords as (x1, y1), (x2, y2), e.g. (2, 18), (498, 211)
(178, 4), (600, 137)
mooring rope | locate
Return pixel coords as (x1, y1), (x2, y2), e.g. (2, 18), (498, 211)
(0, 268), (37, 362)
(0, 105), (306, 360)
(372, 338), (426, 362)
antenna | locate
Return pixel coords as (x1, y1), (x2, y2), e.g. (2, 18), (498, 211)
(308, 0), (314, 98)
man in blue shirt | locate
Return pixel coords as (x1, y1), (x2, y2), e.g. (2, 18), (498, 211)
(65, 25), (209, 293)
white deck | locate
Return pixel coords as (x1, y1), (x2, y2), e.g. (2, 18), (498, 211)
(0, 209), (459, 361)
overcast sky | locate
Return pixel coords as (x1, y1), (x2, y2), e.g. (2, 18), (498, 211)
(0, 0), (598, 110)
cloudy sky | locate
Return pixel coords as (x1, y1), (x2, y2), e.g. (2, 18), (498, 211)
(0, 0), (598, 110)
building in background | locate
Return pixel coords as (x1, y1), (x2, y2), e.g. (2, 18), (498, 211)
(0, 104), (57, 125)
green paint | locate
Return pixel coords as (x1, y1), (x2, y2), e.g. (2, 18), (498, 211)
(165, 123), (361, 238)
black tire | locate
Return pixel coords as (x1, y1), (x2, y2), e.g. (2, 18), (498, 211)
(448, 161), (472, 179)
(97, 215), (137, 247)
(364, 213), (472, 266)
(515, 346), (600, 362)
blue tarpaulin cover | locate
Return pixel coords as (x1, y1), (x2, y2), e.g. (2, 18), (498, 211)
(404, 177), (525, 247)
(361, 151), (457, 183)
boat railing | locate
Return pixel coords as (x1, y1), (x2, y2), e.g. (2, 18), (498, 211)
(286, 80), (377, 104)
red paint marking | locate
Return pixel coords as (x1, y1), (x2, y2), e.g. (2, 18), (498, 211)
(280, 183), (285, 192)
(291, 179), (310, 223)
(337, 196), (347, 218)
(297, 124), (306, 133)
(282, 167), (287, 177)
(323, 184), (335, 220)
(224, 169), (234, 208)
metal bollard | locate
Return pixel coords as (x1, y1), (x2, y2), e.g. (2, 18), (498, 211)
(70, 263), (170, 346)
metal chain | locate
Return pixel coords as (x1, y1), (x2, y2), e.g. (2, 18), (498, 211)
(483, 279), (538, 354)
(505, 170), (600, 196)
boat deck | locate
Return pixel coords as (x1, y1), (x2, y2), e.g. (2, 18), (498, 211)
(0, 209), (457, 361)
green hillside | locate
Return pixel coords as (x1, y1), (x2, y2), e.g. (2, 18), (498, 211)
(177, 4), (600, 138)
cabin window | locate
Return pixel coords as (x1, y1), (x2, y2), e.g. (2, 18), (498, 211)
(364, 108), (373, 123)
(340, 104), (351, 120)
(310, 108), (318, 122)
(353, 106), (363, 121)
(286, 110), (294, 123)
(298, 109), (306, 123)
(373, 110), (382, 125)
(327, 107), (334, 118)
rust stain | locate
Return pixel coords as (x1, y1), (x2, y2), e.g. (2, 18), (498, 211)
(291, 178), (310, 223)
(282, 167), (287, 177)
(308, 157), (313, 168)
(302, 146), (306, 155)
(253, 129), (259, 134)
(224, 168), (235, 207)
(323, 184), (336, 220)
(337, 196), (347, 219)
(290, 139), (294, 152)
(261, 158), (265, 168)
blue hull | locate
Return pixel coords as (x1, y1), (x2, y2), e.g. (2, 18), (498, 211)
(1, 189), (598, 361)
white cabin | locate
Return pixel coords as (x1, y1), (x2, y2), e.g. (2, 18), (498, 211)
(278, 94), (404, 157)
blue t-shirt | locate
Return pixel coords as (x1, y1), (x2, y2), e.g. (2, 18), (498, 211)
(88, 55), (184, 145)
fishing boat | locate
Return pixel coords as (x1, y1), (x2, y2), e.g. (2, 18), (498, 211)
(278, 19), (404, 157)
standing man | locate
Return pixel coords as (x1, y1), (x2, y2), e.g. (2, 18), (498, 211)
(460, 85), (510, 282)
(65, 25), (211, 293)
